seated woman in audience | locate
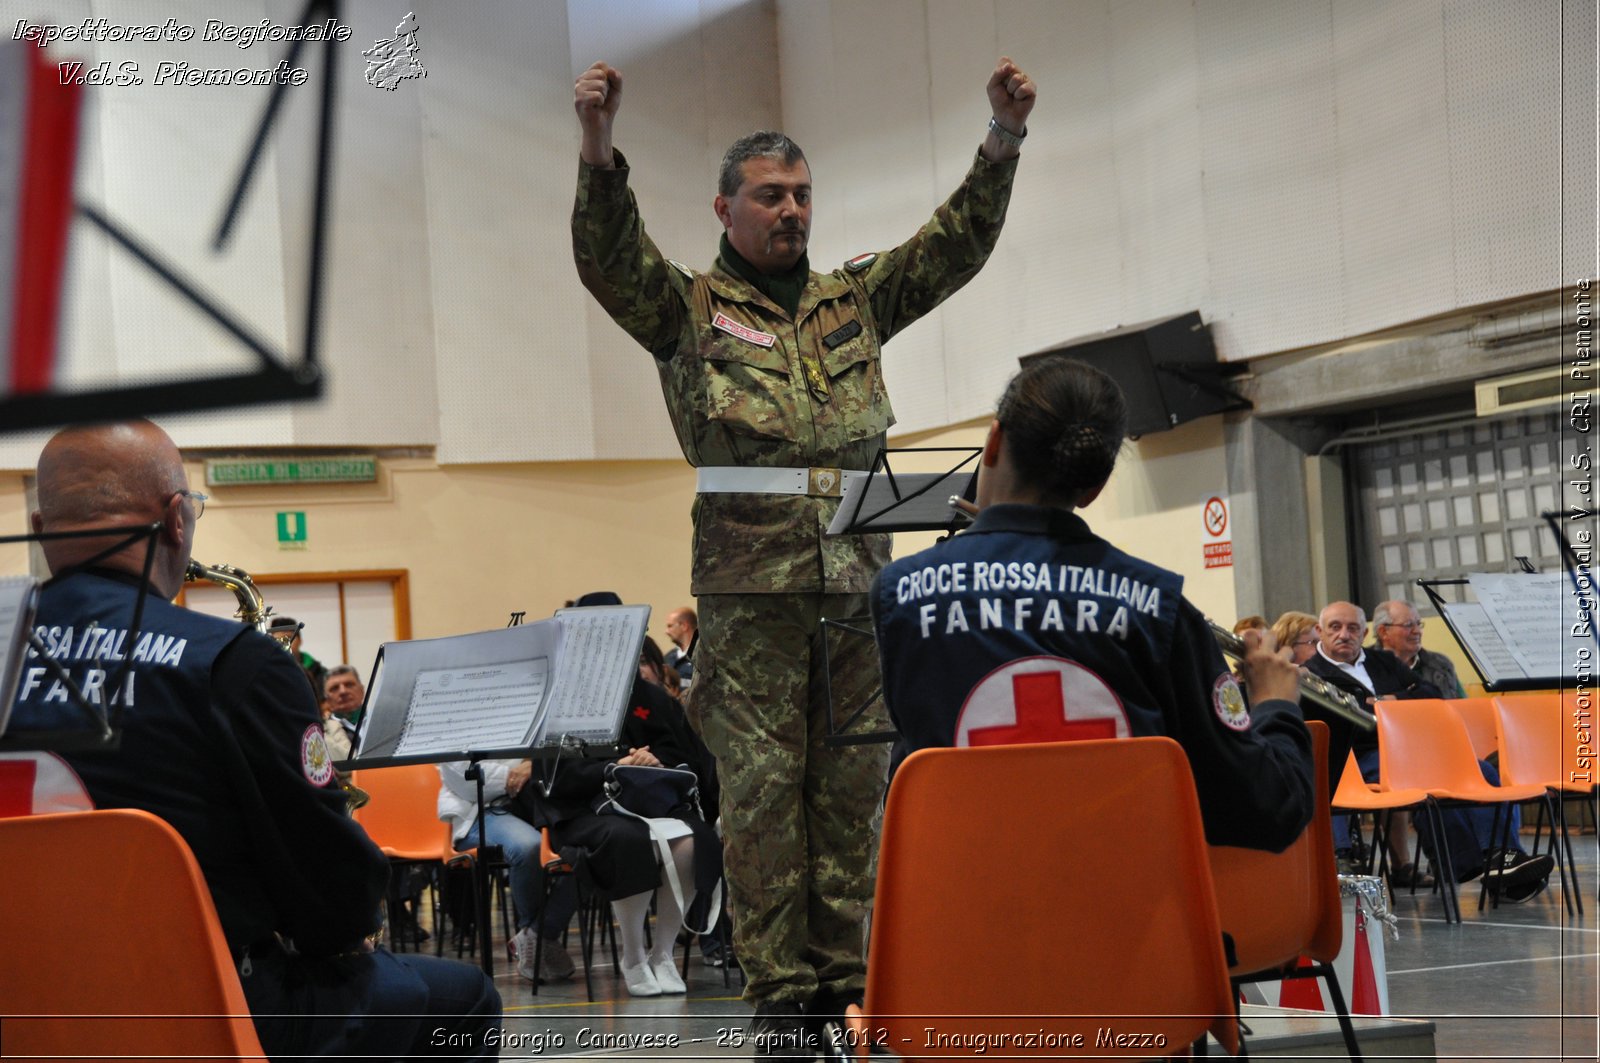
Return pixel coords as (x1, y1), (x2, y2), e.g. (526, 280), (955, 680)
(513, 602), (721, 996)
(871, 357), (1315, 852)
(1271, 611), (1320, 666)
(437, 760), (579, 983)
(640, 635), (683, 700)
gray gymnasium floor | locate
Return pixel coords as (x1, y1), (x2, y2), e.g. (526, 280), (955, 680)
(428, 832), (1599, 1061)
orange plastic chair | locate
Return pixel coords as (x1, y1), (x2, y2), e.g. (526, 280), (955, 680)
(0, 809), (266, 1061)
(1377, 699), (1551, 919)
(1494, 694), (1587, 915)
(1448, 697), (1501, 761)
(1331, 752), (1433, 888)
(855, 739), (1238, 1058)
(1209, 723), (1364, 1060)
(352, 764), (464, 954)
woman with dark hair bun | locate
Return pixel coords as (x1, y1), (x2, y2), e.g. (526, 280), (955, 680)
(870, 357), (1315, 852)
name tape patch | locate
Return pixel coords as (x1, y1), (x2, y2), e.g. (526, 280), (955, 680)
(822, 320), (862, 349)
(712, 312), (777, 348)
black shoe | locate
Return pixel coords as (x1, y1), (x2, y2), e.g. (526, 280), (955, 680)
(1485, 850), (1554, 897)
(1388, 861), (1435, 889)
(807, 988), (864, 1060)
(807, 987), (864, 1024)
(752, 1001), (816, 1058)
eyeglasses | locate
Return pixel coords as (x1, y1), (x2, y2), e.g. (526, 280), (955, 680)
(177, 490), (208, 519)
(1383, 620), (1424, 631)
(1293, 636), (1318, 647)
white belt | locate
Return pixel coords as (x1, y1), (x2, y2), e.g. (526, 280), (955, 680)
(695, 466), (867, 498)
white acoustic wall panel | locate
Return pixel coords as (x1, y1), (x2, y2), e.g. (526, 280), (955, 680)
(1329, 0), (1455, 338)
(424, 1), (594, 463)
(1443, 0), (1563, 304)
(1563, 0), (1599, 281)
(286, 0), (439, 449)
(1106, 0), (1210, 332)
(1194, 0), (1348, 359)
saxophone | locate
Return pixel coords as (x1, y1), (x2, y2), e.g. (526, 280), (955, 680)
(185, 559), (370, 811)
(184, 560), (273, 631)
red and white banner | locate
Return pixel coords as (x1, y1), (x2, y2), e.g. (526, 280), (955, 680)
(0, 39), (82, 398)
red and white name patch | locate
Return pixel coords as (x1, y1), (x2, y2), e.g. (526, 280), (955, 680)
(1212, 674), (1252, 732)
(711, 312), (776, 348)
(301, 724), (336, 787)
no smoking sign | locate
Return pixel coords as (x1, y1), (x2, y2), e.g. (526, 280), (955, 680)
(1201, 494), (1232, 569)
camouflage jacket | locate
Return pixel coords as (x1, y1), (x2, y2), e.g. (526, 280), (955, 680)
(573, 149), (1017, 594)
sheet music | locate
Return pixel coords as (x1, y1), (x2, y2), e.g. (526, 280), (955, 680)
(1467, 572), (1571, 679)
(393, 658), (552, 756)
(354, 620), (564, 762)
(1439, 602), (1528, 687)
(541, 605), (651, 743)
(0, 576), (40, 737)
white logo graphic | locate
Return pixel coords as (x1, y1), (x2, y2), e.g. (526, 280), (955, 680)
(364, 12), (425, 91)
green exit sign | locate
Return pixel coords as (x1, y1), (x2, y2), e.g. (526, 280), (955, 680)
(277, 511), (308, 549)
(207, 456), (377, 486)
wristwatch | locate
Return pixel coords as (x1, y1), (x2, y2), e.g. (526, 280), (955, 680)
(988, 116), (1026, 148)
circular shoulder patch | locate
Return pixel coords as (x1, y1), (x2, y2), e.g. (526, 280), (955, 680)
(1212, 674), (1252, 732)
(301, 724), (336, 787)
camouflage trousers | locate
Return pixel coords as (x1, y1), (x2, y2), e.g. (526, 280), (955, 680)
(688, 592), (890, 1006)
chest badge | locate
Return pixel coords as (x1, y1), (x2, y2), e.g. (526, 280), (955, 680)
(712, 312), (777, 349)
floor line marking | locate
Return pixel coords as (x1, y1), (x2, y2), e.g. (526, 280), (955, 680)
(1409, 917), (1600, 934)
(1389, 953), (1599, 976)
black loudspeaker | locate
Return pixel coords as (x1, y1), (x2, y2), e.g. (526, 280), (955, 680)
(1018, 311), (1248, 436)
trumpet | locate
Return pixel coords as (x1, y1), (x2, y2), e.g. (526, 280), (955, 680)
(1208, 620), (1376, 732)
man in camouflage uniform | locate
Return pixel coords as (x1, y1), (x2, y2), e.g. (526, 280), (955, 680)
(572, 56), (1036, 1048)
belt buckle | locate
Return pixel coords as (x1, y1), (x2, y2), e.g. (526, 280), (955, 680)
(808, 467), (843, 497)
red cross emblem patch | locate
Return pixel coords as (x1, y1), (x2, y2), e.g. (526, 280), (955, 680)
(954, 656), (1130, 747)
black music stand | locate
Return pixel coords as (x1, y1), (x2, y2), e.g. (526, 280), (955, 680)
(819, 447), (982, 746)
(0, 522), (164, 753)
(0, 0), (341, 432)
(825, 446), (980, 537)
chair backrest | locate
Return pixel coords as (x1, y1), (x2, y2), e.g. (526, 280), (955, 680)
(1448, 697), (1501, 760)
(1493, 694), (1566, 789)
(352, 764), (454, 859)
(1209, 722), (1341, 972)
(1375, 698), (1487, 792)
(0, 809), (265, 1061)
(866, 739), (1238, 1056)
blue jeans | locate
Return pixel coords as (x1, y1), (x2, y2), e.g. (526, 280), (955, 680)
(243, 942), (500, 1059)
(455, 807), (577, 939)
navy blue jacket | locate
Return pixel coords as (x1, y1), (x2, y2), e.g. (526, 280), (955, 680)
(871, 504), (1313, 852)
(10, 569), (388, 957)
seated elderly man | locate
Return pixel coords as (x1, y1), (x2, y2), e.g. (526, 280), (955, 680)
(9, 420), (499, 1058)
(1372, 599), (1467, 699)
